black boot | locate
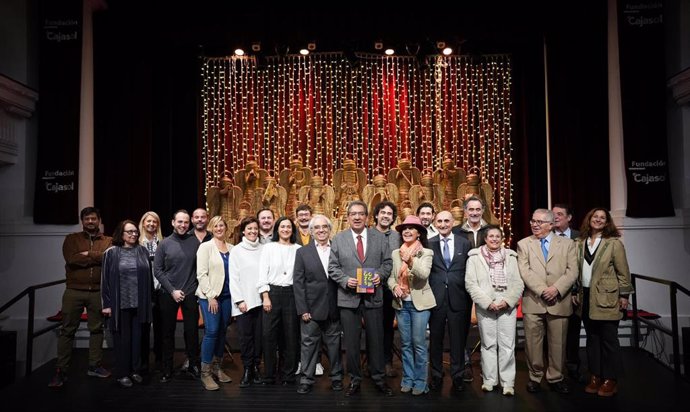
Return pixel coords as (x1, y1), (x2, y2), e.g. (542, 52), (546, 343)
(240, 367), (251, 388)
(253, 365), (262, 384)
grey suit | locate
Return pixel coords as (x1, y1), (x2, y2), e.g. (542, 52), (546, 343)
(293, 241), (343, 385)
(329, 228), (392, 384)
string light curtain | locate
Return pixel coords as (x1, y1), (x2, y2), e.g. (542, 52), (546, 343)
(201, 53), (513, 241)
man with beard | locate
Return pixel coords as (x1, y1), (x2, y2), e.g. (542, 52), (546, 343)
(294, 204), (313, 246)
(190, 208), (212, 243)
(49, 207), (113, 388)
(257, 208), (275, 244)
(416, 202), (438, 239)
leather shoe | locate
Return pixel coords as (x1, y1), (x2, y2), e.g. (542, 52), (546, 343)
(187, 364), (201, 379)
(429, 376), (443, 391)
(597, 379), (617, 397)
(452, 377), (464, 392)
(585, 375), (602, 394)
(117, 377), (133, 388)
(130, 373), (143, 384)
(526, 380), (540, 393)
(331, 380), (343, 391)
(345, 382), (360, 397)
(297, 383), (311, 394)
(550, 381), (570, 394)
(159, 373), (172, 383)
(375, 382), (394, 397)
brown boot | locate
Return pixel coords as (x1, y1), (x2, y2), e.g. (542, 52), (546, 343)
(597, 379), (617, 397)
(584, 375), (601, 394)
(201, 363), (219, 391)
(212, 356), (232, 383)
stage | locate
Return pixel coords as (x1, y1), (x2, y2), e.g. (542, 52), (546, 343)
(2, 347), (686, 412)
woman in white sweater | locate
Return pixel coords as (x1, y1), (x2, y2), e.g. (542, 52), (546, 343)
(465, 225), (524, 396)
(228, 217), (264, 387)
(196, 215), (233, 390)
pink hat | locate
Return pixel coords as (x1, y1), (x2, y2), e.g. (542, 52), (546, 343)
(396, 215), (428, 237)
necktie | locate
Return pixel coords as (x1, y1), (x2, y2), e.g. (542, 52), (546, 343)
(442, 238), (451, 268)
(356, 235), (365, 261)
(540, 238), (548, 261)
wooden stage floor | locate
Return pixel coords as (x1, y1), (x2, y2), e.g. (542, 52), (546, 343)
(2, 347), (687, 412)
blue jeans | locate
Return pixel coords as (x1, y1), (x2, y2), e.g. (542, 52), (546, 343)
(396, 301), (431, 392)
(199, 296), (232, 364)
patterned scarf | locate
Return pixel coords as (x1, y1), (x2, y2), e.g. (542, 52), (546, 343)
(480, 245), (507, 291)
(397, 240), (423, 294)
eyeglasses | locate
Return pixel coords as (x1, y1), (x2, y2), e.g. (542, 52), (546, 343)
(529, 219), (552, 226)
(124, 230), (140, 235)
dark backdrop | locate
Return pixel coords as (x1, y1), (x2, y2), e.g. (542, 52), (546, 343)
(92, 2), (609, 244)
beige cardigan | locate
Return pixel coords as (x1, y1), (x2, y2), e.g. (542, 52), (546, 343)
(388, 248), (436, 311)
(196, 239), (233, 300)
(465, 247), (524, 310)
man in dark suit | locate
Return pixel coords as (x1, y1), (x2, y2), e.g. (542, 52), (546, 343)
(552, 203), (582, 381)
(329, 200), (394, 396)
(427, 210), (473, 392)
(293, 214), (343, 394)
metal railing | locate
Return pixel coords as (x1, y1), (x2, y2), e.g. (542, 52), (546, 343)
(631, 273), (690, 378)
(0, 279), (65, 376)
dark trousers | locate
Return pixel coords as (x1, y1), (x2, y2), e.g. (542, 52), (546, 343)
(159, 292), (199, 375)
(340, 303), (385, 384)
(112, 308), (144, 378)
(565, 311), (582, 373)
(581, 288), (622, 380)
(236, 306), (263, 369)
(141, 289), (163, 370)
(262, 286), (299, 382)
(429, 288), (471, 380)
(382, 288), (396, 365)
(299, 318), (343, 385)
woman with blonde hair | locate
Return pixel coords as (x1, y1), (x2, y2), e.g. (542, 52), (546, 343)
(196, 215), (234, 390)
(138, 211), (163, 372)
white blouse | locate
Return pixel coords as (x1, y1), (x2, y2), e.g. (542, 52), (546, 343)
(256, 242), (301, 293)
(581, 236), (602, 288)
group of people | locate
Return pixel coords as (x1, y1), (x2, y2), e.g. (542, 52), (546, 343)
(48, 197), (633, 399)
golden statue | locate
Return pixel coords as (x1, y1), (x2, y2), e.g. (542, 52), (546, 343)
(332, 156), (367, 232)
(450, 199), (464, 226)
(207, 171), (242, 227)
(409, 168), (441, 214)
(298, 174), (335, 220)
(279, 154), (312, 219)
(362, 170), (399, 224)
(235, 155), (269, 214)
(388, 152), (421, 207)
(434, 155), (466, 210)
(258, 174), (287, 218)
(457, 167), (499, 225)
(397, 200), (415, 225)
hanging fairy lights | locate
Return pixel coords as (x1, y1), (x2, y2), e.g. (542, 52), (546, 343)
(200, 52), (512, 242)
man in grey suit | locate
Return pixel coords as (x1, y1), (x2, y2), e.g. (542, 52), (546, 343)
(427, 210), (473, 392)
(518, 208), (578, 394)
(552, 203), (583, 381)
(329, 200), (394, 396)
(293, 215), (343, 394)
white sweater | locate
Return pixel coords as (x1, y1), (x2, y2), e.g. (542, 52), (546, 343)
(228, 238), (263, 316)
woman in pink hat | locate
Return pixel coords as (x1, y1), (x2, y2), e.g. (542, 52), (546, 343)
(387, 215), (436, 395)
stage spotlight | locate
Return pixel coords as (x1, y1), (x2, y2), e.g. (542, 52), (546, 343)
(442, 47), (453, 56)
(234, 48), (245, 56)
(299, 48), (310, 56)
(307, 41), (316, 51)
(384, 48), (395, 56)
(374, 41), (383, 50)
(251, 42), (261, 52)
(436, 41), (446, 50)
